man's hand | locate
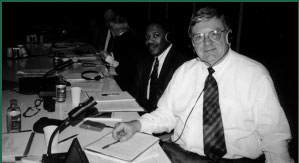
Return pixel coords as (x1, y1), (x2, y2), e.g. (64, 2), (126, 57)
(99, 51), (119, 68)
(112, 120), (141, 142)
(99, 51), (109, 60)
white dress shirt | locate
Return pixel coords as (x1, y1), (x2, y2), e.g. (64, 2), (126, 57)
(104, 29), (111, 51)
(139, 49), (293, 162)
(146, 44), (172, 99)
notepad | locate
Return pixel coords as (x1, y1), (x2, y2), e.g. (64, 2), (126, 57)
(2, 131), (35, 162)
(96, 100), (144, 112)
(67, 81), (104, 92)
(86, 91), (144, 112)
(16, 69), (49, 78)
(84, 132), (159, 162)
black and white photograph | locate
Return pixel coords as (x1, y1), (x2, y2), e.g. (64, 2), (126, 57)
(2, 2), (297, 163)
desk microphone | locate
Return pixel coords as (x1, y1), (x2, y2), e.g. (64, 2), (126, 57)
(42, 97), (96, 163)
(55, 57), (78, 71)
(44, 57), (79, 77)
(36, 57), (78, 97)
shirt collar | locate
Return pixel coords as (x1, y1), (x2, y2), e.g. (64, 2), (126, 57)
(118, 30), (127, 36)
(213, 48), (231, 74)
(157, 44), (172, 61)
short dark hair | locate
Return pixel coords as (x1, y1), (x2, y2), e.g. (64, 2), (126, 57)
(146, 18), (172, 34)
(109, 15), (129, 31)
(188, 7), (231, 36)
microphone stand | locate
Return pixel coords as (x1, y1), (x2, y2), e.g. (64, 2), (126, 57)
(42, 97), (97, 163)
(43, 58), (75, 78)
(39, 57), (74, 97)
(38, 34), (65, 97)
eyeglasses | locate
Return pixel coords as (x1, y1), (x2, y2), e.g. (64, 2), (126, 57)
(23, 98), (42, 118)
(23, 107), (41, 118)
(190, 29), (228, 44)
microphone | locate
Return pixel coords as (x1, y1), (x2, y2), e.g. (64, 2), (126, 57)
(43, 57), (78, 77)
(42, 96), (97, 163)
(68, 96), (97, 121)
(55, 57), (78, 71)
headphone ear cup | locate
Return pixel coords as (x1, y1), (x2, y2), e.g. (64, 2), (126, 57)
(226, 32), (233, 45)
(165, 33), (171, 43)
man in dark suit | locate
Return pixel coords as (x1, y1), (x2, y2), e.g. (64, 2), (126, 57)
(132, 19), (193, 113)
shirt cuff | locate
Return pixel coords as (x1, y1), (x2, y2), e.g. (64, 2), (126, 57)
(138, 113), (156, 134)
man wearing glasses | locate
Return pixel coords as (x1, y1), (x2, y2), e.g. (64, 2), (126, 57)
(112, 7), (293, 163)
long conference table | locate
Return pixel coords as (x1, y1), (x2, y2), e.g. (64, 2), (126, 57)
(2, 53), (171, 163)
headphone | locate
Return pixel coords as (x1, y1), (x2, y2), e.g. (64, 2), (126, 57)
(225, 30), (233, 46)
(81, 70), (105, 81)
(164, 32), (171, 43)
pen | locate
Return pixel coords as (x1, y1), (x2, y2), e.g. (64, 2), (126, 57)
(102, 140), (120, 149)
(3, 130), (32, 134)
(104, 125), (114, 128)
(102, 128), (126, 149)
(58, 134), (78, 144)
(19, 130), (32, 133)
(102, 93), (120, 96)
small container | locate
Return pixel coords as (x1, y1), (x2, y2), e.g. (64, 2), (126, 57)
(56, 77), (66, 102)
(7, 99), (21, 132)
(39, 35), (44, 43)
(7, 47), (13, 58)
(30, 34), (37, 43)
(56, 85), (66, 102)
(12, 47), (20, 59)
(26, 35), (31, 43)
(18, 45), (28, 58)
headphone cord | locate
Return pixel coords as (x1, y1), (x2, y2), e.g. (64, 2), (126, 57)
(172, 87), (205, 143)
(171, 46), (229, 143)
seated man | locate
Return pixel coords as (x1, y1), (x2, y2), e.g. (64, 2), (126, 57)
(132, 19), (193, 113)
(112, 7), (294, 163)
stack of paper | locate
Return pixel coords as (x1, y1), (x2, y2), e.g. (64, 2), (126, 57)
(16, 69), (48, 78)
(86, 91), (144, 112)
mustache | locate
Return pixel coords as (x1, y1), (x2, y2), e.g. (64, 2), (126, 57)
(147, 43), (158, 48)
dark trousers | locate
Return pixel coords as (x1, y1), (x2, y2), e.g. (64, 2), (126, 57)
(160, 142), (265, 163)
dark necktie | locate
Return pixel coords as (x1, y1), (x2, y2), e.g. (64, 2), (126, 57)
(203, 67), (227, 161)
(148, 57), (159, 112)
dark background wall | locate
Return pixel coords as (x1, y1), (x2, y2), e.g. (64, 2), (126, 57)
(2, 2), (297, 160)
